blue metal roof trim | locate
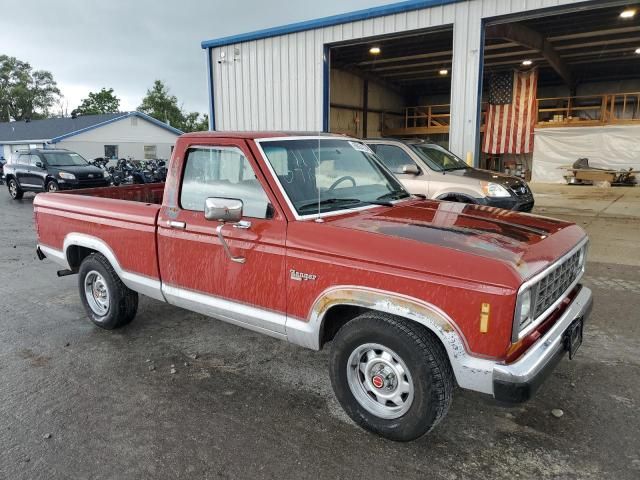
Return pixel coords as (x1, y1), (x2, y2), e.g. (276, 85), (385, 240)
(201, 0), (462, 48)
(50, 111), (183, 143)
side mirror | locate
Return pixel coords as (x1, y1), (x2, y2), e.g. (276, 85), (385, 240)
(204, 197), (246, 264)
(35, 161), (44, 169)
(204, 197), (243, 223)
(401, 164), (420, 175)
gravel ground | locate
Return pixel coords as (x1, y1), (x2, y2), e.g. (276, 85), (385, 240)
(0, 192), (638, 480)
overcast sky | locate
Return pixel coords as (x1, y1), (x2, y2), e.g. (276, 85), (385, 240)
(0, 0), (391, 115)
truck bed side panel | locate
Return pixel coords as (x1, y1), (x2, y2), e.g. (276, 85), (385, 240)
(63, 183), (165, 204)
(34, 193), (161, 279)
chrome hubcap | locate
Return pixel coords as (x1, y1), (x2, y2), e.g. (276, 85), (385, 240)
(84, 271), (110, 317)
(48, 183), (57, 192)
(346, 343), (414, 419)
(9, 181), (17, 196)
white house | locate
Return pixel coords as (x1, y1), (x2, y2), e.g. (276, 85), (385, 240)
(0, 111), (182, 162)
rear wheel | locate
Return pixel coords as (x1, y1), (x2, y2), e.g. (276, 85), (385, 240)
(329, 312), (454, 441)
(7, 178), (23, 199)
(78, 253), (138, 329)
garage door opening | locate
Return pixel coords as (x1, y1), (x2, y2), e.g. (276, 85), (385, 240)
(480, 3), (640, 183)
(327, 27), (453, 146)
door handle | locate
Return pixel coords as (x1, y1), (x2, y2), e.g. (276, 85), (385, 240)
(216, 224), (246, 264)
(168, 220), (186, 229)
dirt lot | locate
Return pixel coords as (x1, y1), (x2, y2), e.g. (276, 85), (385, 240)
(1, 188), (639, 480)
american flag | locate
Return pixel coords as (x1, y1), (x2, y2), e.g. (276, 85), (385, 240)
(482, 68), (538, 155)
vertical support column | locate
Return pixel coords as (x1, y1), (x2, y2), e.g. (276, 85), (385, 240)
(322, 45), (330, 132)
(449, 2), (483, 166)
(362, 79), (369, 139)
(206, 47), (216, 131)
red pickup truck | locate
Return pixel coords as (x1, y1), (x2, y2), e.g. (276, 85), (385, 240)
(34, 132), (592, 441)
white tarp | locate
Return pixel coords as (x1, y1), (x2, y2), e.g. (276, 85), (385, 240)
(532, 124), (640, 183)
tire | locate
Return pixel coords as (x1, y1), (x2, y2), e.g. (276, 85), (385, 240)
(78, 253), (138, 329)
(329, 312), (454, 441)
(46, 180), (59, 192)
(7, 178), (24, 199)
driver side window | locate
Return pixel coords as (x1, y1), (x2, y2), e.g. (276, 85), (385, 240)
(180, 146), (271, 219)
(372, 144), (416, 174)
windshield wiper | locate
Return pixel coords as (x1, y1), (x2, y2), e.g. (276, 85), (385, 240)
(297, 198), (363, 212)
(376, 190), (411, 201)
(443, 166), (469, 171)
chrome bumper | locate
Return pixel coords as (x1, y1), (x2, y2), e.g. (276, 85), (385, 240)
(492, 285), (593, 403)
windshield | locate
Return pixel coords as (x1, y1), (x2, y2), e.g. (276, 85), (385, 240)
(43, 152), (89, 167)
(410, 144), (469, 172)
(259, 138), (409, 216)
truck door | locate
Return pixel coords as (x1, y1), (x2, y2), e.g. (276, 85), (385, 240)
(157, 141), (288, 335)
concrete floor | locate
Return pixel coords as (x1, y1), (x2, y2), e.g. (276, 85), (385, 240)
(1, 190), (639, 479)
(530, 184), (640, 267)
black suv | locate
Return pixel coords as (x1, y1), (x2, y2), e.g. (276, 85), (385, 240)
(4, 148), (110, 199)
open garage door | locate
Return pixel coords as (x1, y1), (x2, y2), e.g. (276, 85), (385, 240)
(480, 3), (640, 183)
(327, 27), (453, 146)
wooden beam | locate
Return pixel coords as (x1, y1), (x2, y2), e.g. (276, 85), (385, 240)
(486, 23), (574, 87)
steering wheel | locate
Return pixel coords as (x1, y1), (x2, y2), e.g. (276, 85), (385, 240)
(328, 175), (356, 191)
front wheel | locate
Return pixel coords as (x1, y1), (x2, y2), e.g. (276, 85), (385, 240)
(7, 178), (23, 199)
(46, 180), (59, 192)
(78, 253), (138, 329)
(329, 312), (454, 441)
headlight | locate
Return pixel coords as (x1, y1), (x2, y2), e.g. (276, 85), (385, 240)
(58, 172), (76, 180)
(481, 182), (510, 198)
(513, 288), (534, 340)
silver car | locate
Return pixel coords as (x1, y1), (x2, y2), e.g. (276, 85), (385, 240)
(365, 139), (534, 212)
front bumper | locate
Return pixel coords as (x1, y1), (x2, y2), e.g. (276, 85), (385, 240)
(478, 194), (535, 212)
(492, 285), (593, 403)
(58, 178), (110, 190)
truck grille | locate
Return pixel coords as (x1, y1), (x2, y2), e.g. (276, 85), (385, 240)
(533, 249), (582, 318)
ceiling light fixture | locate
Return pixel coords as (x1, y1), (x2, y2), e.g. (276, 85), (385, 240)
(369, 46), (381, 55)
(522, 59), (533, 66)
(620, 9), (636, 18)
(439, 69), (448, 75)
(636, 47), (640, 54)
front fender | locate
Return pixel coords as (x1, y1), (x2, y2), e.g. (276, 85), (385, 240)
(285, 286), (496, 395)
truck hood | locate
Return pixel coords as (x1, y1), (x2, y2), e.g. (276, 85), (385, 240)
(325, 199), (583, 280)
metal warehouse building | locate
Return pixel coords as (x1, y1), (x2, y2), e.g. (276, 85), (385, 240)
(201, 0), (640, 180)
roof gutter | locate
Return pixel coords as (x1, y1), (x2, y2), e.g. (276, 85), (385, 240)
(0, 139), (51, 144)
(200, 0), (462, 49)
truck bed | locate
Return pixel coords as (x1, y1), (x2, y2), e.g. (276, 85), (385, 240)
(33, 184), (165, 281)
(63, 183), (166, 204)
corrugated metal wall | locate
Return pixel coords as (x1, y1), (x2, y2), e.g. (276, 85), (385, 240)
(209, 0), (588, 159)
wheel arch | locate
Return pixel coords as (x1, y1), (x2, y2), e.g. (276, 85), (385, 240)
(61, 233), (164, 301)
(435, 192), (478, 203)
(285, 286), (495, 395)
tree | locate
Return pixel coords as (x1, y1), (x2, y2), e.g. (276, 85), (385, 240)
(76, 88), (120, 115)
(181, 112), (209, 132)
(137, 80), (184, 129)
(0, 55), (61, 121)
(138, 80), (209, 132)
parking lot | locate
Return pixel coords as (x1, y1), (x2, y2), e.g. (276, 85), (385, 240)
(1, 188), (639, 480)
